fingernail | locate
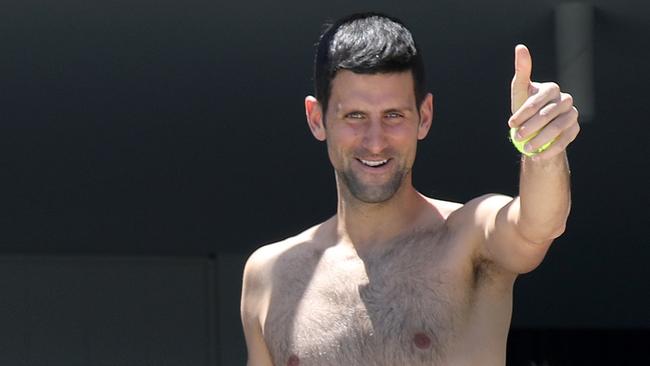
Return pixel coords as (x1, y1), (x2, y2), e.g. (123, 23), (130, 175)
(517, 132), (525, 141)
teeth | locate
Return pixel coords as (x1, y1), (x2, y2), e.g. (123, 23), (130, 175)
(360, 159), (388, 167)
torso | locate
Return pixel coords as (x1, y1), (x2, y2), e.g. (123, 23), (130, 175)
(260, 200), (516, 366)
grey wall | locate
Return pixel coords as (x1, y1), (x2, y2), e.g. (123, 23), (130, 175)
(1, 0), (649, 363)
(0, 256), (216, 364)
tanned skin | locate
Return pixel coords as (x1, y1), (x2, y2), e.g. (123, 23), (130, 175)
(241, 45), (580, 366)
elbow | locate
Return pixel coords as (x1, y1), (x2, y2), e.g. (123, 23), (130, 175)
(518, 198), (571, 244)
(516, 219), (567, 245)
(517, 249), (551, 274)
(550, 223), (567, 240)
(497, 242), (551, 275)
(513, 239), (554, 274)
(537, 221), (567, 242)
(503, 225), (557, 274)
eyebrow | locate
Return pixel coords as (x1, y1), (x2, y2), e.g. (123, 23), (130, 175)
(383, 107), (415, 113)
(337, 105), (416, 114)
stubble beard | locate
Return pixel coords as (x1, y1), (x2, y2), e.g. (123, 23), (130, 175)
(336, 163), (410, 204)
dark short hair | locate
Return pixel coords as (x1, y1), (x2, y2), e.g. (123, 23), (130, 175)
(314, 12), (426, 117)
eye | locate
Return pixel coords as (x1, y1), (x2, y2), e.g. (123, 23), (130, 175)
(345, 112), (365, 120)
(384, 111), (405, 123)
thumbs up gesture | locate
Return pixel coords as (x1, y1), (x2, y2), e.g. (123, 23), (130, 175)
(509, 45), (580, 161)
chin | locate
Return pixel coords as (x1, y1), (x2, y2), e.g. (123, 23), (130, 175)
(344, 176), (405, 204)
(336, 163), (411, 203)
(351, 190), (396, 204)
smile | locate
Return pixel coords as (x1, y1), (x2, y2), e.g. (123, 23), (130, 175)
(359, 159), (389, 167)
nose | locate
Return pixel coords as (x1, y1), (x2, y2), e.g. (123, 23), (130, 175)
(362, 119), (388, 154)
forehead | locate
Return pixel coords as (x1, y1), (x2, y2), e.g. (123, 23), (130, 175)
(329, 70), (416, 108)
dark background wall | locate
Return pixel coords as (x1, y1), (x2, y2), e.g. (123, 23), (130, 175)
(1, 0), (649, 364)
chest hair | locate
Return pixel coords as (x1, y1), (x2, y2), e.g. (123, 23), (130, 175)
(265, 228), (473, 366)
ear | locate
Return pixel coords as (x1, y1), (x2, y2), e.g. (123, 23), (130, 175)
(417, 93), (434, 140)
(305, 96), (326, 141)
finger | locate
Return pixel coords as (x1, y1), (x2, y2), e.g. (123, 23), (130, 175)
(525, 107), (579, 155)
(525, 107), (578, 152)
(515, 92), (574, 141)
(511, 44), (533, 114)
(530, 121), (580, 162)
(509, 82), (561, 128)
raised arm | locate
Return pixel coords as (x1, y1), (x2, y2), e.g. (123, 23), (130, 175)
(475, 45), (580, 274)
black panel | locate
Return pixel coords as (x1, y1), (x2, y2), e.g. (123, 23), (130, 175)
(0, 256), (216, 365)
(507, 328), (650, 365)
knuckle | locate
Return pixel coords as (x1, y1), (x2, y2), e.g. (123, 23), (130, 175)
(569, 127), (580, 142)
(544, 82), (560, 95)
(526, 99), (540, 111)
(539, 103), (554, 117)
(571, 107), (579, 119)
(562, 93), (574, 105)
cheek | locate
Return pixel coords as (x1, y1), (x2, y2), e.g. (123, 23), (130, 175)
(394, 135), (420, 164)
(325, 138), (347, 169)
(385, 121), (418, 138)
(328, 127), (359, 150)
(326, 132), (360, 168)
(389, 127), (419, 148)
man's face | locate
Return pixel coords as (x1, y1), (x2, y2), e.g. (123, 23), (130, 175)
(321, 70), (431, 203)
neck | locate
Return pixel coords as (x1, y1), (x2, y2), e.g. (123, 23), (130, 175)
(335, 175), (427, 251)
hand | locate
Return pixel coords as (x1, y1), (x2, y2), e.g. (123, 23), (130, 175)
(508, 44), (580, 161)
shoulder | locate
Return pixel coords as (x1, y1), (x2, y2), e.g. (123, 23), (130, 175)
(242, 221), (328, 294)
(240, 227), (327, 366)
(422, 196), (464, 219)
(422, 194), (516, 261)
(433, 194), (514, 229)
(424, 194), (520, 281)
(241, 222), (326, 326)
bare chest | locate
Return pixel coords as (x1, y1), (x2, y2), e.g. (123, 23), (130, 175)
(264, 233), (474, 366)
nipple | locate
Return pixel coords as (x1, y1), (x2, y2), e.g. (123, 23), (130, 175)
(413, 332), (432, 349)
(287, 354), (300, 366)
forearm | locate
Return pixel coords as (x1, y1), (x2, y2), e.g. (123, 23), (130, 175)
(504, 44), (579, 247)
(516, 151), (571, 243)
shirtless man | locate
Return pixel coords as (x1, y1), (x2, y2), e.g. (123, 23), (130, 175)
(241, 13), (580, 366)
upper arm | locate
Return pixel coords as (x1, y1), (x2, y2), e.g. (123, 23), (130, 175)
(241, 248), (274, 366)
(469, 194), (555, 274)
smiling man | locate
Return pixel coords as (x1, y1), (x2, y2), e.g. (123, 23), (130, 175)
(241, 12), (579, 366)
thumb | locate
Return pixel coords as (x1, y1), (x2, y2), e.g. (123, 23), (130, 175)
(511, 44), (532, 114)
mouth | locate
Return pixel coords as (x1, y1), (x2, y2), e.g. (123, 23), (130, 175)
(357, 158), (390, 168)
